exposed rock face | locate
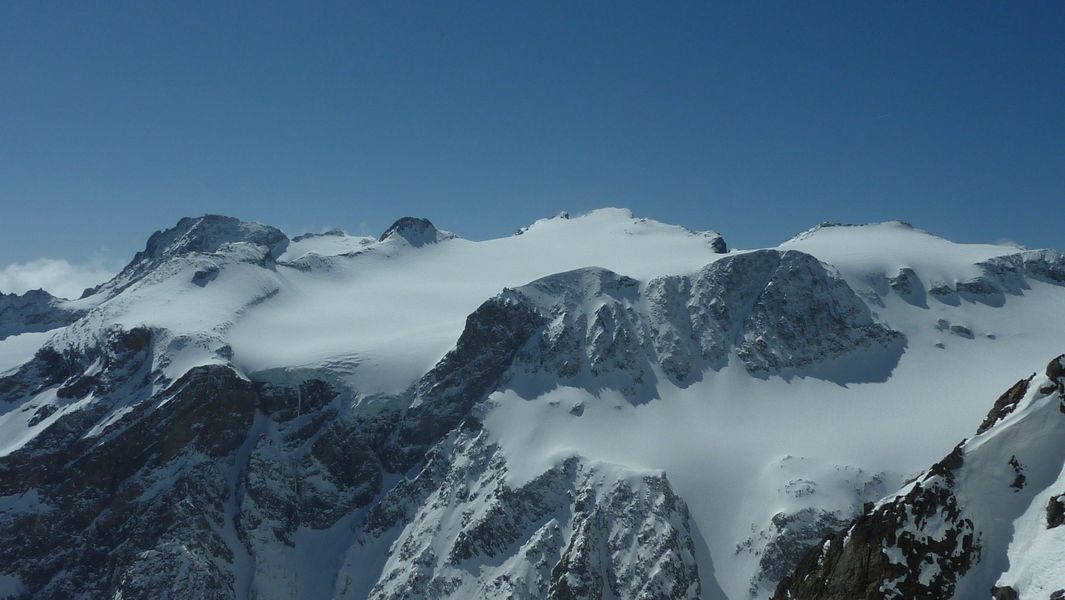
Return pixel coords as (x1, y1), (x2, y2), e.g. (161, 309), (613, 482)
(708, 233), (728, 254)
(773, 355), (1065, 600)
(977, 375), (1033, 434)
(497, 250), (905, 398)
(0, 305), (382, 599)
(0, 289), (83, 339)
(0, 363), (257, 598)
(378, 294), (546, 471)
(1048, 495), (1065, 529)
(342, 420), (702, 600)
(740, 509), (851, 596)
(688, 250), (903, 377)
(991, 586), (1020, 600)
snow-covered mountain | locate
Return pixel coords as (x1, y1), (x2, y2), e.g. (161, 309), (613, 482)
(0, 209), (1062, 599)
(0, 289), (83, 341)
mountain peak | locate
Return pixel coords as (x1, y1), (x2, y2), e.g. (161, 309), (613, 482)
(141, 215), (289, 260)
(81, 215), (289, 300)
(378, 217), (457, 247)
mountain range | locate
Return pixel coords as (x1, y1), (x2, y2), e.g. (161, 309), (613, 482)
(1, 208), (1063, 600)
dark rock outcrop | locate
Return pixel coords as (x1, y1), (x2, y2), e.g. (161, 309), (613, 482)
(1048, 495), (1065, 529)
(978, 375), (1034, 434)
(991, 586), (1020, 600)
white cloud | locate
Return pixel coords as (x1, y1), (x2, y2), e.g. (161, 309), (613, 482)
(0, 257), (119, 299)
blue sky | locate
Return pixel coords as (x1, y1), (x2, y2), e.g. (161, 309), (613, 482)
(1, 2), (1063, 294)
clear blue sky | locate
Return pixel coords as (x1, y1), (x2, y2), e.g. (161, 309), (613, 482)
(2, 1), (1063, 268)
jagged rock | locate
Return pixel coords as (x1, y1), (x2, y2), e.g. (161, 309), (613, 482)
(956, 276), (1005, 305)
(744, 508), (850, 595)
(348, 421), (702, 600)
(191, 265), (220, 286)
(302, 419), (383, 526)
(1008, 455), (1027, 490)
(0, 338), (381, 600)
(0, 364), (258, 598)
(137, 215), (288, 264)
(978, 375), (1033, 433)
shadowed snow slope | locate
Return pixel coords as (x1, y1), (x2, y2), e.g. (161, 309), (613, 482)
(0, 209), (1063, 600)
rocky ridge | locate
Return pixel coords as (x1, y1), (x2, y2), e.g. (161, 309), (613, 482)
(772, 355), (1065, 600)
